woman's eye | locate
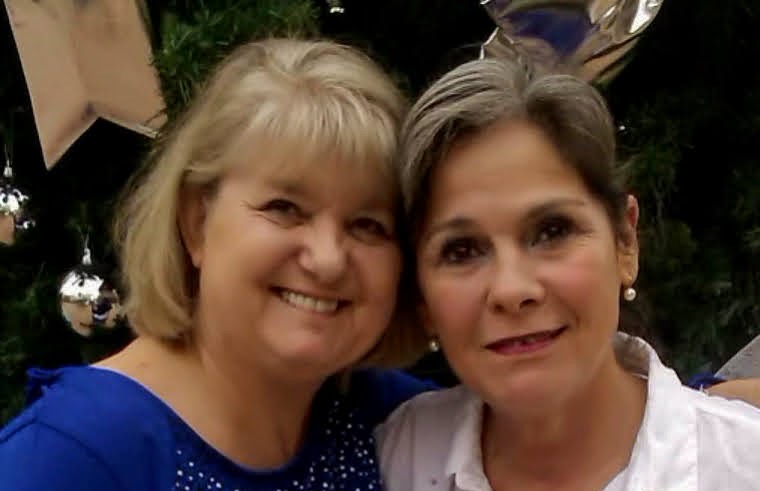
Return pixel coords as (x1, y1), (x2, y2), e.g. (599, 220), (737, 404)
(351, 217), (392, 241)
(263, 199), (299, 214)
(439, 237), (484, 265)
(259, 199), (305, 224)
(532, 216), (574, 246)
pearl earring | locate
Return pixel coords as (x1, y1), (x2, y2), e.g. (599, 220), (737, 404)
(428, 338), (440, 352)
(623, 287), (637, 302)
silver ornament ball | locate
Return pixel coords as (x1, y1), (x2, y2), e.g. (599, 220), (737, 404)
(59, 268), (123, 337)
(0, 181), (35, 246)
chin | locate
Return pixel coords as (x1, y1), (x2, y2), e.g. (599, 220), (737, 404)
(284, 344), (353, 372)
(481, 369), (573, 412)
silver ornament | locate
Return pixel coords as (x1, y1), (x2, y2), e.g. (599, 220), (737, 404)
(480, 0), (665, 81)
(0, 165), (35, 245)
(59, 248), (123, 337)
(326, 0), (345, 14)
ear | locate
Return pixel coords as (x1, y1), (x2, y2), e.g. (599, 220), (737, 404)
(617, 194), (640, 286)
(416, 301), (437, 338)
(177, 185), (209, 269)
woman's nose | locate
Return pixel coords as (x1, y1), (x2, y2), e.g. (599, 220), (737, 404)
(299, 220), (348, 285)
(486, 246), (544, 315)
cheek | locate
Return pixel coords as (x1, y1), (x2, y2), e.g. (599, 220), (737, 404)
(419, 271), (483, 340)
(203, 218), (292, 285)
(546, 247), (621, 324)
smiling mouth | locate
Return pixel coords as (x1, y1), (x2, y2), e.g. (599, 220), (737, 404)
(485, 326), (567, 355)
(273, 287), (348, 314)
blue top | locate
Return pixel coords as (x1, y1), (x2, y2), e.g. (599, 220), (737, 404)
(687, 371), (725, 390)
(0, 366), (433, 491)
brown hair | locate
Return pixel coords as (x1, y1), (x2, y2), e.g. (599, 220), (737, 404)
(400, 57), (648, 337)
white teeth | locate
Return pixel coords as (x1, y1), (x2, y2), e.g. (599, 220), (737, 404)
(517, 334), (543, 345)
(280, 290), (340, 313)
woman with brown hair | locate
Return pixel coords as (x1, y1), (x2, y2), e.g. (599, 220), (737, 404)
(378, 57), (760, 490)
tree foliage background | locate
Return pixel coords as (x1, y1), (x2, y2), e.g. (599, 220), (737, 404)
(1, 0), (759, 423)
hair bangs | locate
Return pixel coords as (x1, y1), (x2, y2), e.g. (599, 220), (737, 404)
(225, 84), (398, 183)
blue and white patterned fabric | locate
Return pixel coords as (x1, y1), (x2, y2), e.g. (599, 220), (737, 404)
(0, 365), (432, 491)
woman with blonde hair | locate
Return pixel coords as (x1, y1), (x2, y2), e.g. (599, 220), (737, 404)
(377, 58), (760, 490)
(0, 38), (429, 490)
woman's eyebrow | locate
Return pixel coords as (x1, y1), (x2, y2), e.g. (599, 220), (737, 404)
(422, 216), (476, 243)
(521, 198), (587, 223)
(422, 198), (588, 240)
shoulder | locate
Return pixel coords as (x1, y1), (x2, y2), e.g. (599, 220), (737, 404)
(376, 384), (470, 450)
(346, 368), (438, 426)
(691, 388), (760, 448)
(681, 385), (760, 488)
(0, 366), (175, 490)
(632, 337), (760, 484)
(3, 366), (175, 447)
(0, 420), (128, 491)
(375, 386), (473, 490)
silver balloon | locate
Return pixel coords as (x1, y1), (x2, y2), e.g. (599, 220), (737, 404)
(480, 0), (665, 81)
(0, 166), (35, 245)
(59, 248), (122, 337)
(716, 334), (760, 380)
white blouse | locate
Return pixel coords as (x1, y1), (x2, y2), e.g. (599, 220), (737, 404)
(376, 334), (760, 491)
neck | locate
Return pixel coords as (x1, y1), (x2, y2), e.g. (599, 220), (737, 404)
(100, 335), (326, 468)
(482, 350), (647, 491)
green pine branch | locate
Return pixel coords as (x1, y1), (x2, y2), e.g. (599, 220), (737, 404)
(154, 0), (319, 119)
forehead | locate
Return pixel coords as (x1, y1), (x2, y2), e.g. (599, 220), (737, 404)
(227, 142), (399, 206)
(219, 88), (397, 184)
(426, 120), (590, 218)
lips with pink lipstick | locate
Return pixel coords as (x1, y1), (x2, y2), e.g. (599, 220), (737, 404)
(485, 326), (568, 356)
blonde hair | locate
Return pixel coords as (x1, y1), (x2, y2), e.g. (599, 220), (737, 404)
(114, 38), (425, 366)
